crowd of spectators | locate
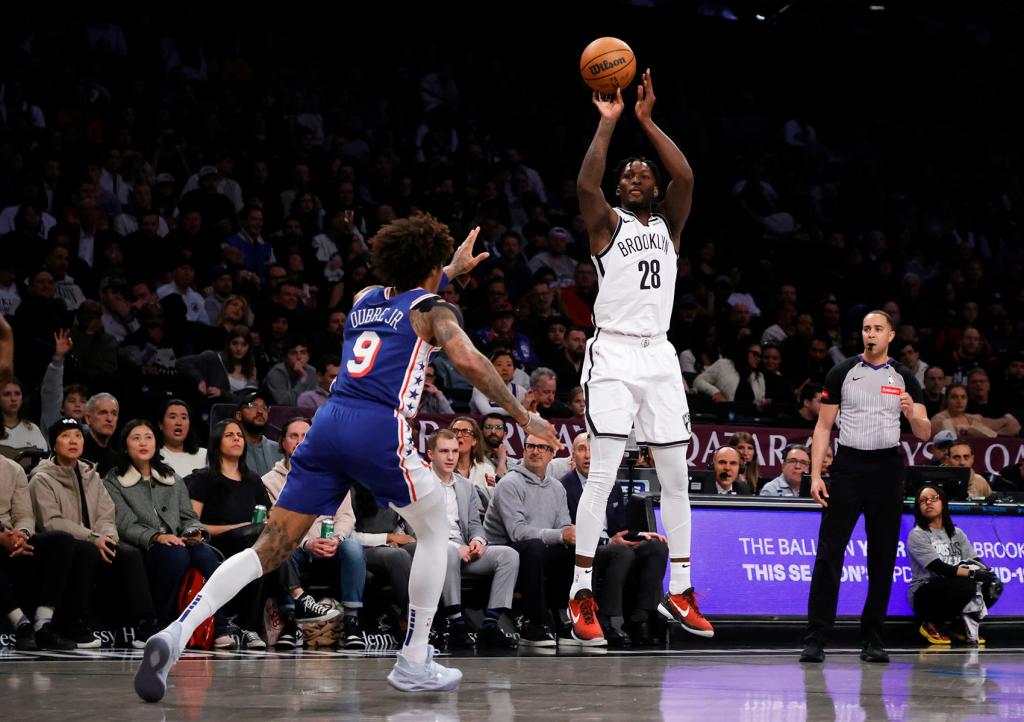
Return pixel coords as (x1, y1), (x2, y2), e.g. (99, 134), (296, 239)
(2, 5), (1024, 649)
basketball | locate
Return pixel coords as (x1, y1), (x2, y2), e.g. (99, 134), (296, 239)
(579, 37), (636, 94)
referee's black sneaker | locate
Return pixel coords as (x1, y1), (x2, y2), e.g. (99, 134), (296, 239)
(799, 640), (825, 663)
(860, 642), (889, 664)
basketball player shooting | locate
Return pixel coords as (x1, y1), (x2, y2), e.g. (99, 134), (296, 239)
(569, 69), (713, 644)
(134, 217), (562, 700)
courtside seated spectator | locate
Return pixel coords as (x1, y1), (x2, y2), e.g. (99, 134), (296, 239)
(30, 418), (157, 648)
(427, 430), (520, 649)
(712, 446), (752, 495)
(943, 441), (993, 499)
(103, 419), (232, 644)
(931, 384), (1002, 439)
(1, 455), (78, 650)
(483, 433), (574, 647)
(759, 444), (810, 497)
(561, 433), (669, 646)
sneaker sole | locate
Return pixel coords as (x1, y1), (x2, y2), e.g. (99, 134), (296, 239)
(860, 653), (890, 663)
(657, 604), (715, 638)
(76, 639), (102, 649)
(517, 638), (557, 648)
(387, 669), (463, 693)
(134, 633), (173, 703)
(566, 631), (607, 647)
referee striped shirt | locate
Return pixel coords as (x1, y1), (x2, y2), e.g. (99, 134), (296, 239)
(822, 355), (923, 450)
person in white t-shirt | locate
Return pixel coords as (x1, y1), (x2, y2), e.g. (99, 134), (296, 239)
(157, 399), (207, 479)
(0, 379), (48, 453)
(157, 258), (211, 325)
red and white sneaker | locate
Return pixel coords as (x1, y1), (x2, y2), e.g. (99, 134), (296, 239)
(658, 590), (714, 638)
(567, 594), (607, 646)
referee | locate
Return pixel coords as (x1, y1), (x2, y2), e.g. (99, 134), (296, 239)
(800, 310), (930, 664)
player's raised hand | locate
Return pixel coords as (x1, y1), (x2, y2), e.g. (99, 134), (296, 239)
(525, 412), (563, 453)
(635, 68), (655, 123)
(592, 87), (624, 121)
(444, 226), (488, 279)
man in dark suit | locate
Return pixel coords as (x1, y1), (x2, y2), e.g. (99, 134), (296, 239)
(713, 446), (753, 495)
(428, 430), (520, 649)
(560, 432), (669, 646)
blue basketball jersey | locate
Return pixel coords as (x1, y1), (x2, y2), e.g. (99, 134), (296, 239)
(333, 287), (439, 417)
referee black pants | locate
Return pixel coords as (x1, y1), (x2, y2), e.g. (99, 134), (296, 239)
(805, 446), (904, 645)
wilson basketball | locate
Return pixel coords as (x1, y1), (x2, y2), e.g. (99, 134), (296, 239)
(580, 37), (636, 94)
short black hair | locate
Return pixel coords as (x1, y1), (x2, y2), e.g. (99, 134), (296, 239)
(614, 156), (662, 188)
(370, 214), (454, 291)
(863, 309), (895, 329)
(800, 384), (823, 405)
(481, 412), (508, 429)
(315, 354), (340, 374)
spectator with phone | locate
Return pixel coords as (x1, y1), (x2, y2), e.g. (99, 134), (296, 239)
(907, 484), (1002, 646)
(103, 419), (232, 645)
(561, 432), (668, 646)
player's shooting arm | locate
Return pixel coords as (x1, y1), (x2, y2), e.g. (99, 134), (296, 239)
(414, 305), (529, 426)
(635, 70), (693, 245)
(578, 93), (622, 254)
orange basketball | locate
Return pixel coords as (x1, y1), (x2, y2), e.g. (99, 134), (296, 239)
(579, 37), (636, 94)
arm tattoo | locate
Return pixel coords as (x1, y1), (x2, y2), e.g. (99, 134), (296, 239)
(254, 517), (307, 572)
(430, 308), (527, 423)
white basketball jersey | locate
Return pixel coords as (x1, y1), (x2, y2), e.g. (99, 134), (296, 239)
(591, 208), (678, 336)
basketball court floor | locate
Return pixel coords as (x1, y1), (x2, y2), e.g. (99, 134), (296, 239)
(3, 644), (1022, 720)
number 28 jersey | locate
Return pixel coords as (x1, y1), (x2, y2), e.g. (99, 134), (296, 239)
(333, 287), (439, 418)
(591, 208), (678, 337)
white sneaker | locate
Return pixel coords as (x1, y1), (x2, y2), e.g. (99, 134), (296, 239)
(134, 622), (184, 703)
(241, 629), (266, 650)
(387, 645), (462, 693)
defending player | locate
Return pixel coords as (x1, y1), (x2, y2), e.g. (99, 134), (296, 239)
(569, 69), (713, 644)
(135, 217), (561, 700)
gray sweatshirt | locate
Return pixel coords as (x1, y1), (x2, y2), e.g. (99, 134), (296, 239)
(483, 463), (571, 546)
(907, 525), (978, 602)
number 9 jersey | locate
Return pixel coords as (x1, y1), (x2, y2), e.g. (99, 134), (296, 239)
(591, 208), (677, 337)
(333, 287), (441, 418)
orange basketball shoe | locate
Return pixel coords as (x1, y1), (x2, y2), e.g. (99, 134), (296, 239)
(658, 590), (715, 638)
(567, 593), (607, 646)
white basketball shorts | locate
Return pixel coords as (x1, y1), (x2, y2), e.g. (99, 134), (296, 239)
(580, 329), (692, 447)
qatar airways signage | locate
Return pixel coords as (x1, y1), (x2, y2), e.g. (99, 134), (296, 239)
(414, 416), (1022, 477)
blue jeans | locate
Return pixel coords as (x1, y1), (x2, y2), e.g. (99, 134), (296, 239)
(289, 538), (366, 607)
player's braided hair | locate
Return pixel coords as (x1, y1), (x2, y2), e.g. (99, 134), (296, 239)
(370, 214), (454, 291)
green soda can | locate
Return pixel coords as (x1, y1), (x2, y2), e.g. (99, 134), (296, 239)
(252, 505), (268, 524)
(320, 519), (335, 539)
